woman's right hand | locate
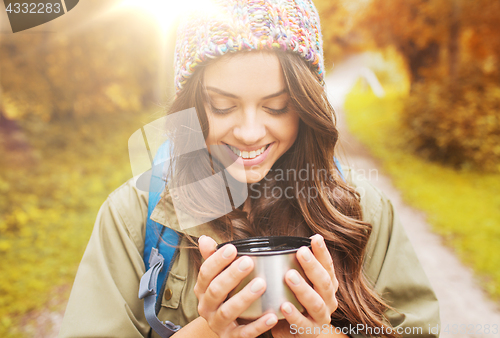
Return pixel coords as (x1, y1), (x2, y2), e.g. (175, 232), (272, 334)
(194, 235), (278, 338)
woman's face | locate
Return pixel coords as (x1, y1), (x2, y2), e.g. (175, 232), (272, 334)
(203, 51), (300, 184)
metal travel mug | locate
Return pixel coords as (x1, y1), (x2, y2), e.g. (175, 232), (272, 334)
(217, 236), (312, 320)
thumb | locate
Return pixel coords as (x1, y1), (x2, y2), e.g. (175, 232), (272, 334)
(198, 235), (218, 260)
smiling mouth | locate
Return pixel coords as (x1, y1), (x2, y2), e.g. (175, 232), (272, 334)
(225, 143), (271, 159)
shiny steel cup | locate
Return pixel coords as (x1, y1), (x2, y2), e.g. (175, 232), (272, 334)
(217, 236), (311, 320)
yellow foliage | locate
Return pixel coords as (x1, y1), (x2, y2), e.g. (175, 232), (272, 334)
(0, 111), (156, 337)
(403, 67), (500, 172)
(105, 83), (142, 111)
(2, 96), (23, 120)
(0, 241), (11, 253)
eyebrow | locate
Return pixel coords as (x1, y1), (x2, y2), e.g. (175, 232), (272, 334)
(205, 86), (287, 100)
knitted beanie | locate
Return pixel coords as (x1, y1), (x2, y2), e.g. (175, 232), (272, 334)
(173, 0), (325, 96)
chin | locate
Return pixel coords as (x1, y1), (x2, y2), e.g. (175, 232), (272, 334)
(225, 166), (267, 184)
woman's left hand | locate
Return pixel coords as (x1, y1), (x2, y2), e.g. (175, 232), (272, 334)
(271, 234), (339, 338)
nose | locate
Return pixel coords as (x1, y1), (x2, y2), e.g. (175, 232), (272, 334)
(232, 108), (266, 145)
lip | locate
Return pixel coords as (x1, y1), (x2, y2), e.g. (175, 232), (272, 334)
(224, 142), (275, 167)
(223, 142), (271, 152)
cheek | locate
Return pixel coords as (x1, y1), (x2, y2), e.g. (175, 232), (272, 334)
(277, 114), (300, 146)
(205, 112), (232, 143)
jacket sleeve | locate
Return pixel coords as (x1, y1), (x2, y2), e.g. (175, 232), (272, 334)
(59, 180), (150, 338)
(353, 179), (440, 337)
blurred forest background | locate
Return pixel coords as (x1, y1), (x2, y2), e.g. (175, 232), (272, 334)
(1, 0), (499, 336)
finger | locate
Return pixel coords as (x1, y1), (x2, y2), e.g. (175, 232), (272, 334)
(194, 243), (237, 296)
(277, 302), (316, 334)
(233, 313), (278, 338)
(211, 277), (266, 330)
(201, 256), (255, 313)
(310, 234), (337, 286)
(198, 235), (218, 260)
(285, 269), (332, 325)
(297, 246), (338, 306)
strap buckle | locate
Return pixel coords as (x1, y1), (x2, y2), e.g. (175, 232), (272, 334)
(139, 248), (164, 299)
(164, 321), (182, 332)
(149, 247), (164, 267)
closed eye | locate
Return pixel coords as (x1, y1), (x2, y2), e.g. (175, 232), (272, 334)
(265, 105), (290, 115)
(209, 105), (235, 115)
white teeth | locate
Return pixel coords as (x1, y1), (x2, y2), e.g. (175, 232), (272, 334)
(229, 145), (241, 157)
(228, 144), (269, 159)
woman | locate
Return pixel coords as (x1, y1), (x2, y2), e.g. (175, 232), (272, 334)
(59, 1), (440, 337)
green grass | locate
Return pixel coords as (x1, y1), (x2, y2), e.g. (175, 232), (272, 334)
(344, 85), (500, 300)
(0, 109), (162, 337)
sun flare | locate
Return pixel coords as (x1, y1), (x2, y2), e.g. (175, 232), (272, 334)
(120, 0), (219, 34)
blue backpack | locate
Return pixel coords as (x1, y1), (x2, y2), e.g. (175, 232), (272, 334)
(138, 141), (345, 338)
(138, 141), (181, 338)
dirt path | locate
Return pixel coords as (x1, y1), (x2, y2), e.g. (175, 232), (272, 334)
(331, 77), (500, 337)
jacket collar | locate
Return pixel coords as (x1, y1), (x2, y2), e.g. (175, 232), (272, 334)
(150, 187), (224, 243)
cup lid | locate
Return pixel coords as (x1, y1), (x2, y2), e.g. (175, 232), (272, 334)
(216, 236), (312, 256)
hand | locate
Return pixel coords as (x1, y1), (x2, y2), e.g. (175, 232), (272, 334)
(272, 234), (339, 338)
(194, 235), (279, 338)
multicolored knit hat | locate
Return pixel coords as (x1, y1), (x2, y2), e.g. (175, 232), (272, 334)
(173, 0), (325, 96)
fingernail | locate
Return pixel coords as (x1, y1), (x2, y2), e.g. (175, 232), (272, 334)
(300, 247), (312, 262)
(282, 302), (292, 314)
(316, 234), (324, 248)
(250, 278), (265, 293)
(288, 270), (301, 285)
(265, 315), (277, 326)
(238, 257), (252, 271)
(222, 244), (236, 259)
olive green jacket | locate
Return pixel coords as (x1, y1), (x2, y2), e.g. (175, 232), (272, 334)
(59, 167), (440, 338)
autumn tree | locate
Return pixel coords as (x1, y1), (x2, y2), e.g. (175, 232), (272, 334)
(0, 0), (163, 148)
(314, 0), (362, 71)
(460, 0), (500, 75)
(354, 0), (500, 171)
(355, 0), (454, 87)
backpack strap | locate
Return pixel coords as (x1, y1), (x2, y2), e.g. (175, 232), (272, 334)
(334, 157), (345, 182)
(139, 141), (181, 338)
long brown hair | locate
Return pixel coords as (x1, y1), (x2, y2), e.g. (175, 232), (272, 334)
(164, 50), (398, 337)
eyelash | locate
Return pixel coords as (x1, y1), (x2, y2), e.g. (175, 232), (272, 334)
(209, 104), (290, 115)
(209, 105), (233, 115)
(267, 105), (290, 115)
